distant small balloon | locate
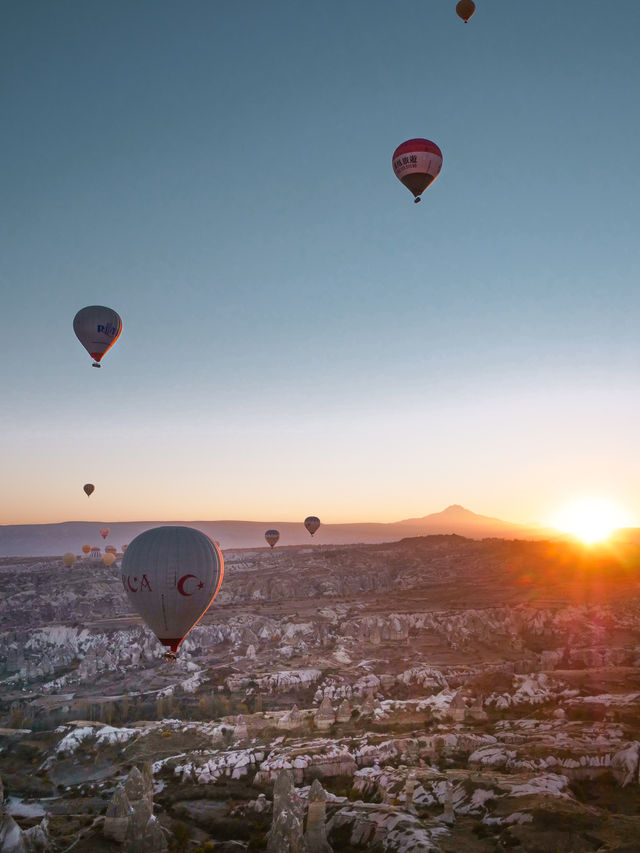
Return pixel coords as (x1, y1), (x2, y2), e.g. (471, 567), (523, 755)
(83, 484), (95, 497)
(456, 0), (476, 22)
(105, 545), (117, 555)
(265, 529), (280, 549)
(100, 527), (110, 540)
(63, 552), (76, 567)
(103, 552), (116, 567)
(73, 305), (122, 368)
(82, 545), (91, 555)
(304, 516), (321, 536)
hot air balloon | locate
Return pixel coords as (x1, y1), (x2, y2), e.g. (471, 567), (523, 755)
(82, 545), (91, 555)
(100, 528), (110, 540)
(103, 552), (116, 567)
(265, 529), (280, 549)
(121, 526), (224, 659)
(392, 139), (443, 203)
(304, 516), (321, 536)
(456, 0), (475, 22)
(73, 306), (122, 368)
(83, 483), (95, 497)
(62, 552), (76, 567)
(90, 547), (101, 559)
(105, 545), (117, 554)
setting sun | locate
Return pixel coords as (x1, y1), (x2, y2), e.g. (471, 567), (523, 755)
(551, 497), (631, 544)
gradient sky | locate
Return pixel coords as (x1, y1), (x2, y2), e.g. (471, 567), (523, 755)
(2, 0), (640, 526)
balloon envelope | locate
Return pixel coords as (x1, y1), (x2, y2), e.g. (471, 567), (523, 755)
(392, 139), (443, 202)
(456, 0), (475, 22)
(121, 526), (224, 654)
(73, 306), (122, 367)
(83, 484), (95, 497)
(100, 528), (110, 539)
(62, 552), (76, 567)
(103, 552), (116, 566)
(105, 545), (117, 554)
(265, 529), (280, 548)
(82, 545), (91, 555)
(304, 516), (321, 536)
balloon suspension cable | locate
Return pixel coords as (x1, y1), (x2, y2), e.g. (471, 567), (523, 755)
(163, 651), (177, 663)
(92, 362), (101, 368)
(414, 197), (421, 204)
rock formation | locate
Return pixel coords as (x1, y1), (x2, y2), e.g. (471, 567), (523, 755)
(278, 705), (302, 731)
(314, 696), (335, 731)
(104, 785), (132, 842)
(336, 699), (352, 724)
(267, 770), (307, 853)
(304, 778), (332, 853)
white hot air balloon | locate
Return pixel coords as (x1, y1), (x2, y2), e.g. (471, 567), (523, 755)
(121, 526), (224, 659)
(73, 305), (122, 368)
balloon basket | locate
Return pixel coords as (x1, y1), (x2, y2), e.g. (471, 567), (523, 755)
(163, 652), (177, 663)
(414, 197), (421, 204)
(92, 362), (101, 368)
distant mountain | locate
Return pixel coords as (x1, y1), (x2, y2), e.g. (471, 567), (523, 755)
(0, 505), (556, 556)
(391, 504), (538, 536)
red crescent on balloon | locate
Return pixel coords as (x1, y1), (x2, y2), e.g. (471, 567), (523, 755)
(177, 574), (198, 596)
(127, 575), (138, 593)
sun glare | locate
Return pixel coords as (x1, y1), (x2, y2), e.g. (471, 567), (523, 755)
(552, 497), (630, 544)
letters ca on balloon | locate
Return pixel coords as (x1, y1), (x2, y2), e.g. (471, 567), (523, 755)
(122, 574), (152, 593)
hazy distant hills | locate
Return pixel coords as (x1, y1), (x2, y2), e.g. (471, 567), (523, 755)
(0, 504), (561, 556)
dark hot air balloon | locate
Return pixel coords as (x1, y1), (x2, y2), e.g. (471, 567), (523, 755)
(392, 139), (443, 203)
(73, 306), (122, 368)
(83, 484), (95, 497)
(265, 529), (280, 548)
(456, 0), (475, 22)
(121, 526), (224, 659)
(304, 516), (321, 536)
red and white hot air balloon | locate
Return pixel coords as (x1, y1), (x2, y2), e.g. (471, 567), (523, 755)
(304, 516), (321, 537)
(100, 527), (110, 539)
(73, 305), (122, 368)
(392, 139), (443, 203)
(121, 526), (224, 659)
(265, 529), (280, 549)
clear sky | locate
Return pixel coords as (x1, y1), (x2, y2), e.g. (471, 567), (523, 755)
(2, 0), (640, 527)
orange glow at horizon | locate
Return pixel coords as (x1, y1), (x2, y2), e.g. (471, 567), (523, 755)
(550, 497), (631, 545)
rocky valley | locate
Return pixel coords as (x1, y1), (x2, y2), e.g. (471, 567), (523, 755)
(2, 534), (640, 852)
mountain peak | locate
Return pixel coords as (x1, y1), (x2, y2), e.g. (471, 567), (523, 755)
(442, 504), (468, 514)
